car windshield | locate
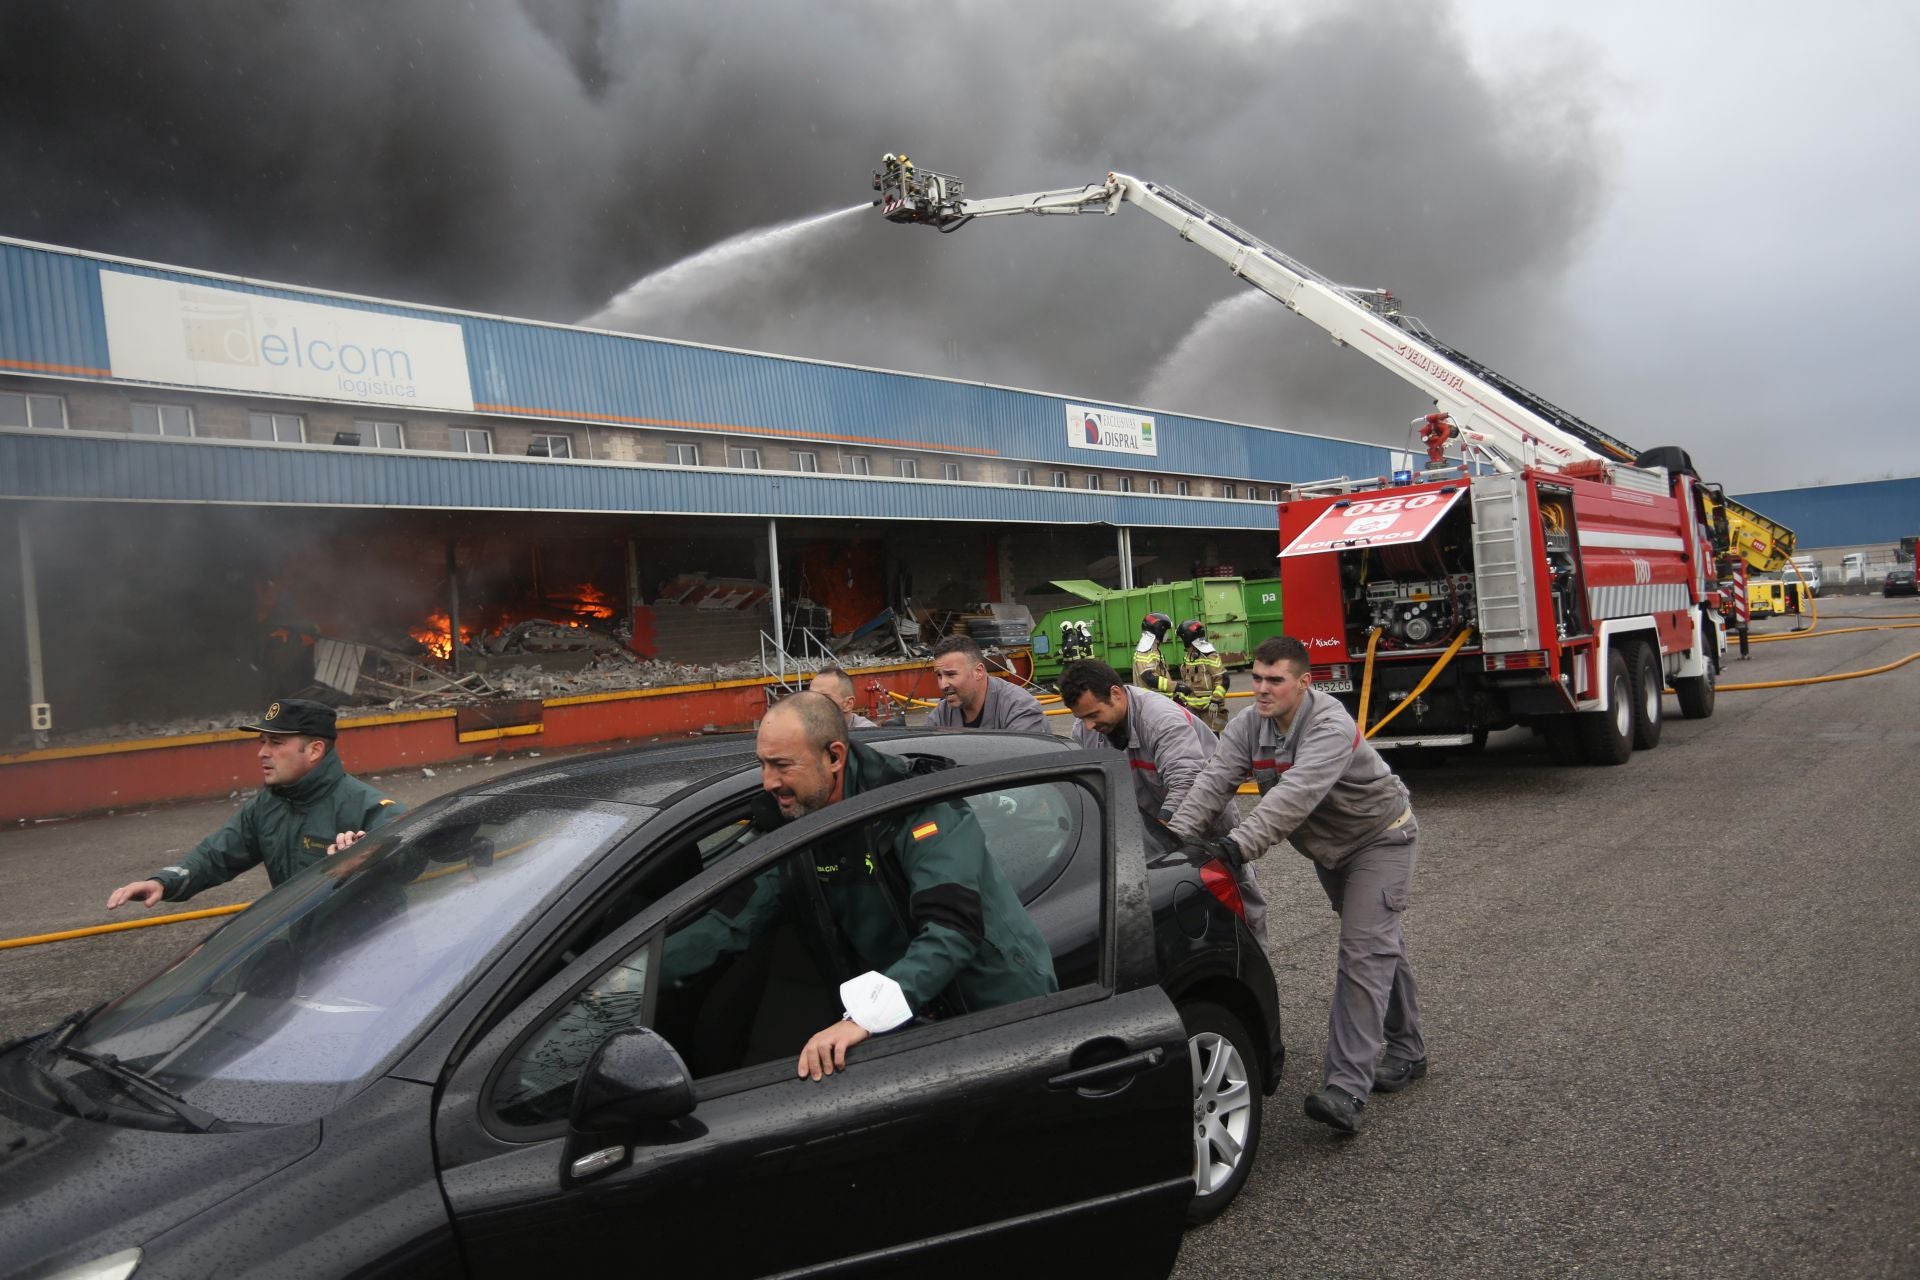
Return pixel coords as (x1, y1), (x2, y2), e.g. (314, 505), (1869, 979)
(69, 794), (640, 1125)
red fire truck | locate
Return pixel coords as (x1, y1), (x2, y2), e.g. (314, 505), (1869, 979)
(876, 159), (1741, 762)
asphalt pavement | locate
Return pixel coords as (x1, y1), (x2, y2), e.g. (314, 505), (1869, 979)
(3, 599), (1917, 1278)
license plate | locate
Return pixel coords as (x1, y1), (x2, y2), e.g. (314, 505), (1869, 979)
(1317, 679), (1354, 693)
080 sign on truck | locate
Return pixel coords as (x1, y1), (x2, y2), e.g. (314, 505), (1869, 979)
(1279, 488), (1468, 557)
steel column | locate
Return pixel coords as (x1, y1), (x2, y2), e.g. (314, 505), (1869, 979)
(19, 507), (49, 749)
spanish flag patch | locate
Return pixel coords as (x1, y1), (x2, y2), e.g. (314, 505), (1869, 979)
(910, 820), (940, 841)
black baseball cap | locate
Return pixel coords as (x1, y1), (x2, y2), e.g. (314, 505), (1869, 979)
(241, 698), (338, 740)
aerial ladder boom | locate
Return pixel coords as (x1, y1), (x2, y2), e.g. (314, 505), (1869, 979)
(872, 154), (1792, 569)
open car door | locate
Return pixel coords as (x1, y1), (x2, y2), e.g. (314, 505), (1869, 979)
(429, 753), (1193, 1278)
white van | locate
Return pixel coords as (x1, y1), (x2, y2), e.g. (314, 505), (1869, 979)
(1787, 555), (1823, 597)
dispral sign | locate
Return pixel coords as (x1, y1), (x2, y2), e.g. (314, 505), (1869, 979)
(1066, 404), (1157, 457)
(1280, 486), (1468, 557)
(100, 271), (475, 412)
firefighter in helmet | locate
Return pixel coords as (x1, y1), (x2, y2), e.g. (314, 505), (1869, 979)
(1176, 619), (1230, 731)
(1133, 613), (1180, 696)
(1059, 618), (1094, 663)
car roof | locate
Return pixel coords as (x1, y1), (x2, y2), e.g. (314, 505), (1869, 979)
(472, 726), (1076, 807)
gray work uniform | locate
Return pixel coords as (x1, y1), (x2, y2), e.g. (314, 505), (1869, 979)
(1072, 685), (1267, 945)
(847, 712), (880, 729)
(1169, 688), (1424, 1100)
(926, 677), (1049, 734)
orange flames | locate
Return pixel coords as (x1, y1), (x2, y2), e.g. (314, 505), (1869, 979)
(561, 583), (616, 620)
(407, 584), (619, 660)
(409, 611), (472, 661)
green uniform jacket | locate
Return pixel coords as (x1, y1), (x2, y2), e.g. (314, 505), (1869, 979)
(669, 743), (1057, 1018)
(151, 751), (405, 901)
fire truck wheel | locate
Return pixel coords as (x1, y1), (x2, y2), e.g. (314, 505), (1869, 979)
(1674, 652), (1717, 720)
(1578, 649), (1634, 766)
(1628, 643), (1663, 750)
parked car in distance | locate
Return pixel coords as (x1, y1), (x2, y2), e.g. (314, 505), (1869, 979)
(1886, 568), (1918, 598)
(0, 729), (1281, 1279)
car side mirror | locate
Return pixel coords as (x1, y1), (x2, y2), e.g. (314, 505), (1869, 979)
(570, 1027), (695, 1133)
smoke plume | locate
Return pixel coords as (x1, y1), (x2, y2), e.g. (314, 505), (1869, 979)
(1, 0), (1610, 447)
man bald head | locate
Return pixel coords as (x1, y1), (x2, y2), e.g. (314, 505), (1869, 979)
(756, 692), (850, 819)
(808, 665), (857, 717)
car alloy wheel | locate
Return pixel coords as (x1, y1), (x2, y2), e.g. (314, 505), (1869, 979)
(1182, 1001), (1262, 1224)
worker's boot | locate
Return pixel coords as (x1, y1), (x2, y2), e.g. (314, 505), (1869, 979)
(1372, 1054), (1428, 1093)
(1303, 1085), (1365, 1134)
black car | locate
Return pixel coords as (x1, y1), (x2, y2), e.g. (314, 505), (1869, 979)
(1885, 568), (1917, 597)
(0, 730), (1281, 1279)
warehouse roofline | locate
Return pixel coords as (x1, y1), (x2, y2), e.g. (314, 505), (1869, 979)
(0, 232), (1389, 457)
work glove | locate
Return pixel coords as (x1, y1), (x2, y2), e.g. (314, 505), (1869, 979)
(1173, 682), (1194, 698)
(1187, 835), (1245, 871)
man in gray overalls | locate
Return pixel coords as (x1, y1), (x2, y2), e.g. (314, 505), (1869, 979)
(1058, 658), (1268, 947)
(1168, 635), (1427, 1134)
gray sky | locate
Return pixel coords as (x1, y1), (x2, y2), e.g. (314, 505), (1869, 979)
(1, 0), (1907, 493)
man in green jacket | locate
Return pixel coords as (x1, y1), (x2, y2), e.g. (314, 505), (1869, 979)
(105, 699), (405, 909)
(671, 692), (1057, 1081)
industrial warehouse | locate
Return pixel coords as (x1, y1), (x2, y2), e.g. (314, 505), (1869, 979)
(0, 233), (1412, 812)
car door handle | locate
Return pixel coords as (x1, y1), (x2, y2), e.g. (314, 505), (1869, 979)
(1046, 1045), (1166, 1091)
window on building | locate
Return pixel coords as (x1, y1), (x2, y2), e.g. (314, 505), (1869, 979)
(1051, 471), (1068, 488)
(897, 458), (918, 479)
(1222, 483), (1237, 499)
(1148, 478), (1163, 495)
(1269, 487), (1282, 502)
(350, 419), (404, 449)
(249, 412), (306, 444)
(667, 442), (701, 466)
(0, 391), (67, 430)
(1176, 480), (1190, 496)
(448, 427), (493, 454)
(789, 450), (819, 473)
(845, 454), (871, 475)
(1015, 468), (1033, 485)
(1085, 474), (1101, 491)
(942, 462), (961, 482)
(728, 446), (763, 469)
(529, 434), (573, 459)
(1119, 476), (1133, 493)
(131, 403), (194, 438)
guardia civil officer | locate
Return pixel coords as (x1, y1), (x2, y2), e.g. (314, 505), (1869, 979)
(105, 699), (405, 910)
(667, 693), (1057, 1081)
(1167, 636), (1427, 1134)
(1059, 658), (1268, 946)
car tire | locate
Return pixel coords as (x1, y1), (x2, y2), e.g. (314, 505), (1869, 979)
(1628, 642), (1663, 750)
(1578, 648), (1634, 766)
(1182, 1001), (1263, 1226)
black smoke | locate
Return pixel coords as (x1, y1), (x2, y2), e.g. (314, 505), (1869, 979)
(0, 0), (1610, 447)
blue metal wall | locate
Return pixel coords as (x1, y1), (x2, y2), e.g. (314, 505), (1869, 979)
(0, 236), (1394, 491)
(1732, 477), (1920, 548)
(0, 430), (1289, 530)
